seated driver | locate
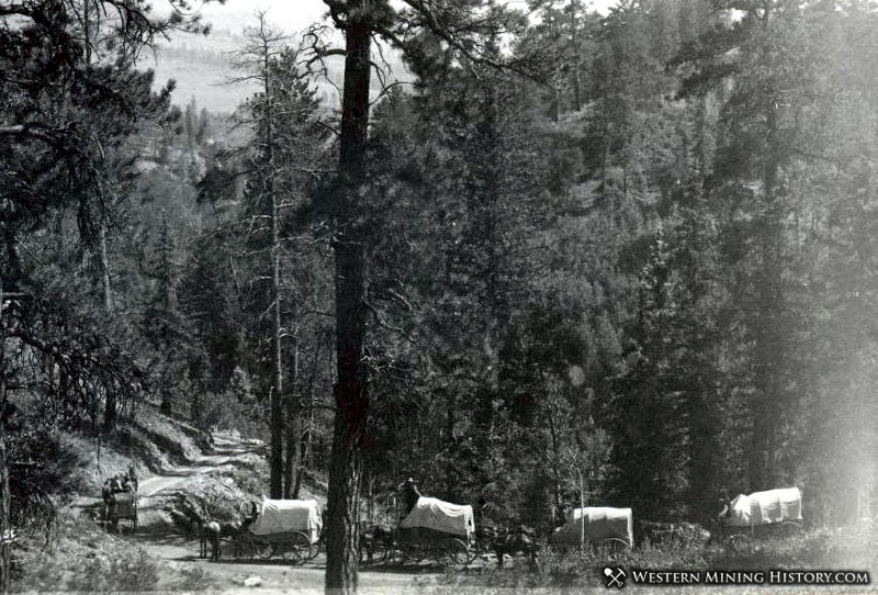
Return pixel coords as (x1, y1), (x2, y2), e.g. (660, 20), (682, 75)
(400, 478), (422, 517)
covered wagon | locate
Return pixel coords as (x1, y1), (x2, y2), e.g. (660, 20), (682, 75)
(551, 507), (633, 549)
(244, 498), (322, 562)
(723, 487), (803, 528)
(720, 487), (803, 549)
(105, 492), (138, 533)
(396, 496), (476, 569)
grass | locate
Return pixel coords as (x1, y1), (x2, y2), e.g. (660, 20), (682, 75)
(10, 508), (217, 593)
(440, 526), (878, 595)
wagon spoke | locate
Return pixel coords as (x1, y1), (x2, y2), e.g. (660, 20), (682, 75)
(254, 541), (276, 559)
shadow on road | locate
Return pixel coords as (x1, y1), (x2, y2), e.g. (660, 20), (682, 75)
(128, 525), (198, 547)
(358, 561), (468, 575)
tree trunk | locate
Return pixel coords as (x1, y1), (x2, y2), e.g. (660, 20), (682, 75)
(301, 331), (323, 479)
(749, 50), (782, 491)
(579, 469), (585, 549)
(103, 391), (117, 433)
(325, 8), (371, 592)
(0, 284), (10, 594)
(266, 33), (284, 500)
(99, 221), (118, 432)
(100, 222), (113, 313)
(569, 1), (582, 112)
(284, 335), (300, 499)
(0, 434), (9, 595)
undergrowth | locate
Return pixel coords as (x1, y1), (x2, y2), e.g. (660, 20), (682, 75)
(10, 510), (216, 593)
(444, 527), (878, 593)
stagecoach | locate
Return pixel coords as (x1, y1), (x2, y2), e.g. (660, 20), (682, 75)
(240, 498), (322, 563)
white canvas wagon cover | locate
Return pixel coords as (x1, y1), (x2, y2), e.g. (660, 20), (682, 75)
(552, 507), (633, 547)
(249, 498), (322, 542)
(725, 487), (802, 527)
(399, 497), (475, 538)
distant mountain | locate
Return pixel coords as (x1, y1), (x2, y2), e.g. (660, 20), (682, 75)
(147, 26), (408, 116)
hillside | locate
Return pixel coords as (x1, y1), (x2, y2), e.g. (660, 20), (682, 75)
(10, 409), (336, 592)
(148, 27), (408, 114)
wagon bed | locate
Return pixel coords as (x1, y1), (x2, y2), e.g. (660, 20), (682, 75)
(395, 497), (476, 570)
(241, 499), (322, 563)
(104, 492), (138, 533)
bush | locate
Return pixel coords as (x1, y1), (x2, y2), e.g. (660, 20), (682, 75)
(192, 389), (265, 439)
(65, 548), (159, 592)
(224, 463), (268, 499)
(12, 513), (159, 593)
(442, 528), (875, 592)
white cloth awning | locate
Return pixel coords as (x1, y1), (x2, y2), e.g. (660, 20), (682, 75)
(551, 507), (633, 547)
(399, 497), (475, 538)
(725, 487), (802, 527)
(249, 498), (322, 543)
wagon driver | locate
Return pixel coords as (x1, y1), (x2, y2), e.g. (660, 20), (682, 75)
(127, 462), (138, 492)
(717, 489), (732, 522)
(401, 478), (422, 517)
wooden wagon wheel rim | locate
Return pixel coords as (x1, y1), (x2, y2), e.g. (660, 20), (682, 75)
(281, 531), (318, 564)
(254, 540), (276, 560)
(442, 538), (472, 572)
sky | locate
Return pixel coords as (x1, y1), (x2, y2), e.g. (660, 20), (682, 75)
(191, 0), (329, 33)
(188, 0), (617, 34)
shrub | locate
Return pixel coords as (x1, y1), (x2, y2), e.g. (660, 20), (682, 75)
(12, 513), (159, 593)
(66, 548), (160, 592)
(441, 528), (874, 592)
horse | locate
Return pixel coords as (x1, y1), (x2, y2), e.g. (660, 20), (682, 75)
(221, 505), (260, 559)
(474, 524), (500, 558)
(494, 525), (540, 568)
(359, 522), (395, 564)
(200, 520), (221, 561)
(637, 520), (711, 548)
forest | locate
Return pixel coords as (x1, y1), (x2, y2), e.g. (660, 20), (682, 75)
(2, 0), (878, 592)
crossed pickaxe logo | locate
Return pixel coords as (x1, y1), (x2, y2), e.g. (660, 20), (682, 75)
(604, 567), (627, 588)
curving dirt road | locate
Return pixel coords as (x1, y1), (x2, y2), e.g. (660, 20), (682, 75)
(87, 434), (450, 594)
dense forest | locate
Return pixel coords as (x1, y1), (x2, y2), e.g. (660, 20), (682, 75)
(3, 0), (878, 592)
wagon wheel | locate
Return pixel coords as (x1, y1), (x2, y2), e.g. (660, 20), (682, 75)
(727, 532), (753, 553)
(397, 542), (424, 566)
(440, 538), (472, 572)
(254, 540), (276, 560)
(475, 537), (492, 559)
(778, 520), (802, 538)
(281, 532), (318, 564)
(599, 538), (629, 556)
(301, 536), (320, 562)
(235, 535), (253, 560)
(450, 539), (476, 572)
(383, 538), (401, 564)
(381, 543), (400, 564)
(376, 543), (394, 564)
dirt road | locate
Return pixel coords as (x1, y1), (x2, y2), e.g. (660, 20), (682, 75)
(90, 435), (449, 594)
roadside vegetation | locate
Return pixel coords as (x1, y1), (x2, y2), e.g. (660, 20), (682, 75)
(11, 510), (217, 593)
(444, 525), (878, 593)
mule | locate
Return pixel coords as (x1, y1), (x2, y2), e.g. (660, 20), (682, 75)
(359, 523), (395, 564)
(494, 525), (540, 568)
(200, 521), (221, 561)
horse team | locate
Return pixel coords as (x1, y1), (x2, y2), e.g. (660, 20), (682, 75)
(180, 484), (800, 567)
